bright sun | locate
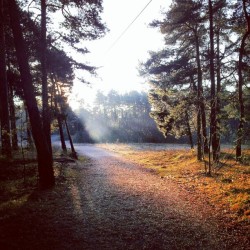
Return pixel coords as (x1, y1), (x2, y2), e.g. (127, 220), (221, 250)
(69, 0), (169, 110)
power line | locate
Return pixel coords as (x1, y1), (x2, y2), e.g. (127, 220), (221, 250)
(106, 0), (154, 53)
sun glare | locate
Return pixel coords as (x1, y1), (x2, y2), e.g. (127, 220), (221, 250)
(69, 0), (168, 110)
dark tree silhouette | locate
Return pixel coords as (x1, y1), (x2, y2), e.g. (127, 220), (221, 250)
(41, 0), (52, 154)
(8, 0), (55, 189)
(0, 0), (12, 157)
(236, 0), (250, 161)
(208, 0), (218, 172)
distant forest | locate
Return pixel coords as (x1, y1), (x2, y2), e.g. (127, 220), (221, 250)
(65, 91), (175, 143)
(63, 90), (248, 145)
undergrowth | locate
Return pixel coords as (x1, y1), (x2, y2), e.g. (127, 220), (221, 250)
(0, 146), (81, 218)
(0, 151), (38, 220)
(0, 146), (81, 250)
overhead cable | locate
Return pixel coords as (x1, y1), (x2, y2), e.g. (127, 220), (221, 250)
(106, 0), (154, 52)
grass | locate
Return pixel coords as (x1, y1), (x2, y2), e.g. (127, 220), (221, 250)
(0, 151), (38, 222)
(98, 143), (250, 222)
(0, 146), (84, 218)
(0, 147), (83, 249)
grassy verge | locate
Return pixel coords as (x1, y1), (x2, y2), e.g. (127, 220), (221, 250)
(98, 143), (250, 222)
(0, 150), (38, 221)
(0, 146), (84, 219)
(0, 146), (85, 249)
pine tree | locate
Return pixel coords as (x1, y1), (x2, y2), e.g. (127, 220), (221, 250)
(0, 0), (12, 158)
(8, 0), (55, 188)
(236, 0), (250, 161)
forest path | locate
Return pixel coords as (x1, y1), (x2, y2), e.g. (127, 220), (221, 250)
(63, 144), (242, 249)
(2, 144), (248, 249)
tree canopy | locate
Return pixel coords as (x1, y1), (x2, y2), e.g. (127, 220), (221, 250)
(140, 0), (250, 170)
(0, 0), (107, 188)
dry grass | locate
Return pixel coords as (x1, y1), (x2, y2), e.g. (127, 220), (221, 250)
(0, 147), (81, 249)
(0, 150), (38, 218)
(0, 146), (81, 218)
(98, 143), (250, 222)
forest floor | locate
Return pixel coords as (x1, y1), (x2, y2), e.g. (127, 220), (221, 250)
(0, 143), (249, 249)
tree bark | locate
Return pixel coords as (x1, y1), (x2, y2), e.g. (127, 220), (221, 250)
(209, 0), (218, 166)
(185, 111), (194, 149)
(58, 115), (67, 152)
(51, 77), (67, 152)
(236, 33), (248, 161)
(9, 83), (18, 150)
(25, 107), (33, 149)
(236, 0), (249, 161)
(0, 0), (12, 157)
(65, 118), (77, 159)
(216, 27), (221, 162)
(8, 0), (54, 188)
(54, 90), (67, 153)
(41, 0), (52, 154)
(194, 30), (208, 159)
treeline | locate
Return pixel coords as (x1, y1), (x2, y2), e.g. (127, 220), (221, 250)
(71, 90), (180, 143)
(0, 0), (107, 188)
(139, 0), (250, 173)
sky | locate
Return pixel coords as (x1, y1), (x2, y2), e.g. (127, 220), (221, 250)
(69, 0), (170, 109)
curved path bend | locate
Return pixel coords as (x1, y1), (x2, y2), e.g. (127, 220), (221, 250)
(2, 144), (248, 250)
(66, 144), (246, 249)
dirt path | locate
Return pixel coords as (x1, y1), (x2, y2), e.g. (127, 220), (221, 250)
(66, 144), (248, 249)
(1, 144), (249, 249)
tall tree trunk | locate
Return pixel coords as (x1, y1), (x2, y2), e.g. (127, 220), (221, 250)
(54, 93), (67, 153)
(25, 107), (33, 149)
(236, 0), (250, 161)
(185, 111), (194, 149)
(201, 96), (209, 154)
(0, 0), (12, 158)
(197, 109), (202, 159)
(65, 118), (77, 159)
(216, 28), (221, 162)
(8, 0), (54, 188)
(41, 0), (52, 154)
(9, 83), (18, 150)
(236, 35), (247, 161)
(194, 30), (208, 159)
(58, 115), (67, 153)
(209, 0), (218, 167)
(51, 77), (67, 152)
(6, 47), (18, 150)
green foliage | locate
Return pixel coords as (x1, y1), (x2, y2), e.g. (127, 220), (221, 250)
(149, 88), (196, 139)
(139, 0), (249, 148)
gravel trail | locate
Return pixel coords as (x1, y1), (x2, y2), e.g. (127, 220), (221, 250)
(66, 144), (246, 249)
(2, 144), (248, 250)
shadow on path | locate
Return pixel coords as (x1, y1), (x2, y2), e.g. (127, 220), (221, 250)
(0, 144), (249, 249)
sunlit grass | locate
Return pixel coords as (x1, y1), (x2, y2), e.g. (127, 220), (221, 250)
(98, 143), (250, 222)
